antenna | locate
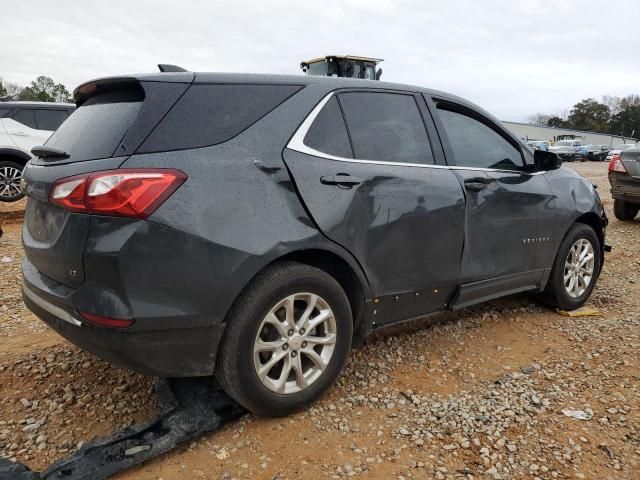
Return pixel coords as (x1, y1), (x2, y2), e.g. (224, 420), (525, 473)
(158, 64), (188, 73)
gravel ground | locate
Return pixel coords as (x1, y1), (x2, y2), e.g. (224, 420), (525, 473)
(0, 162), (638, 479)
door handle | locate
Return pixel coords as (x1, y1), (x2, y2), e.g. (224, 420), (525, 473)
(320, 174), (362, 186)
(464, 177), (492, 191)
(11, 131), (28, 136)
(464, 182), (488, 191)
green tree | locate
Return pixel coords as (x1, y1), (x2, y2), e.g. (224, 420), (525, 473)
(609, 105), (640, 138)
(17, 76), (73, 103)
(546, 116), (566, 128)
(566, 98), (610, 132)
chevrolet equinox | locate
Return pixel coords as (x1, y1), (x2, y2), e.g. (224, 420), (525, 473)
(22, 72), (607, 416)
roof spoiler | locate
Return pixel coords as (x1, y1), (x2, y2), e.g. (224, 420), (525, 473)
(158, 64), (188, 73)
(73, 77), (141, 105)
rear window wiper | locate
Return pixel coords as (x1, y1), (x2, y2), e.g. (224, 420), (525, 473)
(31, 146), (69, 159)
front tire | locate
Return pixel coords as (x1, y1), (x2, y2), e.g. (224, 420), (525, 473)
(0, 160), (25, 202)
(543, 223), (601, 311)
(613, 199), (639, 221)
(215, 262), (353, 416)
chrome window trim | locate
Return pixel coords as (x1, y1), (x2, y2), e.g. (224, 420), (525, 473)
(22, 283), (82, 327)
(286, 92), (546, 176)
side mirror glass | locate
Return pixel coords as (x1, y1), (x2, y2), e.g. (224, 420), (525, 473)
(534, 150), (562, 171)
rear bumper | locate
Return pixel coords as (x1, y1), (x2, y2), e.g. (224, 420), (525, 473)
(610, 189), (640, 203)
(609, 172), (640, 203)
(22, 252), (225, 378)
(21, 215), (268, 377)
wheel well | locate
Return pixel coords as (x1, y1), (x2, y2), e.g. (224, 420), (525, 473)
(574, 212), (605, 249)
(0, 153), (29, 166)
(275, 249), (367, 331)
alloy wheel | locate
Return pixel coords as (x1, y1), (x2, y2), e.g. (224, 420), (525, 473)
(563, 238), (595, 298)
(0, 166), (23, 200)
(253, 292), (337, 394)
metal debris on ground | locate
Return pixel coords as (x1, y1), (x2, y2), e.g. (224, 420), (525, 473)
(0, 378), (245, 480)
(556, 306), (601, 317)
(561, 408), (593, 420)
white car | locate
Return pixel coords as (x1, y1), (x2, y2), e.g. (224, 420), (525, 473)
(605, 143), (637, 162)
(549, 139), (584, 162)
(0, 101), (75, 201)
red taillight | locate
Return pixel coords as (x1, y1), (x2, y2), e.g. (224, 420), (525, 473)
(50, 169), (186, 219)
(608, 154), (627, 173)
(80, 311), (134, 328)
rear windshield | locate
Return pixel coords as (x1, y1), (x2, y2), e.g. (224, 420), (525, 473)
(45, 89), (143, 161)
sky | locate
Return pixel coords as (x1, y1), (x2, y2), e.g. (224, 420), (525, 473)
(2, 0), (640, 121)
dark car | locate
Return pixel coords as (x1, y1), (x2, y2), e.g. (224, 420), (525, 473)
(609, 147), (640, 220)
(584, 144), (611, 161)
(21, 72), (607, 416)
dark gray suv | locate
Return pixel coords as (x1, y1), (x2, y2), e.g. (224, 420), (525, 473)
(22, 72), (607, 416)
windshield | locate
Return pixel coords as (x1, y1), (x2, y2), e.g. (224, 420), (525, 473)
(306, 62), (330, 76)
(364, 65), (376, 79)
(340, 61), (362, 78)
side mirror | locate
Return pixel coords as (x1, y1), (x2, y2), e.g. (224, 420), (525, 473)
(534, 149), (562, 171)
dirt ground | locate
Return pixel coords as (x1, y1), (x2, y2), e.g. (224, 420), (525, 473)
(0, 162), (638, 479)
(0, 197), (26, 224)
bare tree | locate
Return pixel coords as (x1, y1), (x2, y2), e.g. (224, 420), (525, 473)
(0, 78), (22, 100)
(602, 95), (622, 115)
(527, 113), (552, 126)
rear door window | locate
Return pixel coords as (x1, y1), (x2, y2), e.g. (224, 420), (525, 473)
(338, 92), (434, 165)
(303, 96), (353, 158)
(34, 109), (69, 131)
(436, 107), (524, 171)
(139, 84), (303, 153)
(45, 89), (143, 161)
(12, 109), (37, 129)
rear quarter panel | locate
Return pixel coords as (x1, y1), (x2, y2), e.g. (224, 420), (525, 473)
(119, 84), (370, 328)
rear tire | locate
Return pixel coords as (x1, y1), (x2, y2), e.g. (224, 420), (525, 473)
(543, 223), (601, 311)
(215, 261), (353, 417)
(613, 199), (639, 221)
(0, 160), (25, 202)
